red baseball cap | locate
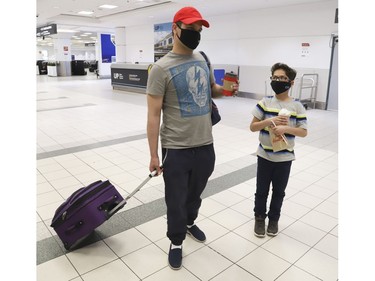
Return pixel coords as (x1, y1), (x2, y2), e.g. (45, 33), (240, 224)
(173, 6), (210, 28)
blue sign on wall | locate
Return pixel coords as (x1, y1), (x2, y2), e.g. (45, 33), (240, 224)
(101, 34), (115, 63)
(214, 69), (225, 86)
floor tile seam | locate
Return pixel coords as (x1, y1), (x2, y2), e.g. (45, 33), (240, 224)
(296, 169), (338, 181)
(100, 229), (157, 269)
(290, 169), (335, 187)
(63, 253), (82, 280)
(299, 205), (338, 221)
(274, 263), (321, 281)
(310, 197), (339, 220)
(259, 230), (337, 280)
(37, 167), (118, 205)
(180, 265), (203, 281)
(209, 191), (249, 208)
(37, 96), (68, 101)
(212, 203), (252, 226)
(65, 249), (118, 279)
(234, 252), (272, 281)
(37, 167), (83, 208)
(282, 206), (338, 238)
(203, 210), (251, 235)
(78, 258), (130, 280)
(36, 133), (147, 160)
(259, 237), (310, 266)
(286, 179), (337, 203)
(141, 265), (171, 280)
(281, 219), (333, 249)
(197, 245), (234, 276)
(298, 213), (338, 233)
(298, 191), (339, 221)
(37, 103), (96, 112)
(201, 217), (258, 249)
(227, 204), (253, 220)
(296, 143), (338, 154)
(117, 256), (143, 280)
(287, 263), (325, 281)
(37, 219), (57, 241)
(285, 242), (338, 279)
(308, 232), (339, 260)
(65, 241), (137, 279)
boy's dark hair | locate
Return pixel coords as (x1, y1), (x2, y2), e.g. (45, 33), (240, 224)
(271, 63), (297, 81)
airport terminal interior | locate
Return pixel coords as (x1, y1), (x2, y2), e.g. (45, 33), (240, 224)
(36, 72), (338, 280)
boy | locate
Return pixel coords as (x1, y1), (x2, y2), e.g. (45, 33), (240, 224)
(250, 62), (307, 237)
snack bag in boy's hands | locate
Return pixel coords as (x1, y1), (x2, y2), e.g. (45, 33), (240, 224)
(269, 108), (290, 152)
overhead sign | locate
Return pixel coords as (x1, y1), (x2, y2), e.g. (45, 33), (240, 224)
(36, 24), (57, 37)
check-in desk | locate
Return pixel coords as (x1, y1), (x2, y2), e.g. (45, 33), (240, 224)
(111, 63), (151, 93)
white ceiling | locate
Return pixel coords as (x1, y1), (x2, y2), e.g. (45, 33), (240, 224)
(36, 0), (333, 47)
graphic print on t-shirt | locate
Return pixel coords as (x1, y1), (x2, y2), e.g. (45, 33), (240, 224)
(170, 61), (210, 117)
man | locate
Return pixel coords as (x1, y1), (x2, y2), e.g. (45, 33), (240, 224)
(146, 6), (237, 270)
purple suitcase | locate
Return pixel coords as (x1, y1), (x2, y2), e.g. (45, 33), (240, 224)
(50, 180), (124, 250)
(51, 171), (158, 250)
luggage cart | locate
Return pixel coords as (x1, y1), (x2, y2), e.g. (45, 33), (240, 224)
(298, 74), (318, 109)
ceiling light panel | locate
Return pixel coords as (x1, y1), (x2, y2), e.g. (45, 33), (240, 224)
(99, 5), (118, 9)
(78, 11), (94, 15)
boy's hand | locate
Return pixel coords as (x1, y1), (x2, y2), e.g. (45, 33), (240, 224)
(271, 115), (288, 126)
(271, 125), (288, 136)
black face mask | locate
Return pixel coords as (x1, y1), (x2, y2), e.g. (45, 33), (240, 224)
(176, 25), (201, 50)
(270, 80), (291, 95)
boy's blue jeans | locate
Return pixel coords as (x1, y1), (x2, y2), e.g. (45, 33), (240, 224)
(254, 156), (292, 221)
(162, 144), (215, 245)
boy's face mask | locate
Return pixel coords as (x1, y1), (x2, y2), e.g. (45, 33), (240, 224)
(176, 25), (201, 50)
(270, 80), (291, 95)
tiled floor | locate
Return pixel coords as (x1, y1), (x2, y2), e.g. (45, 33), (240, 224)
(36, 72), (338, 281)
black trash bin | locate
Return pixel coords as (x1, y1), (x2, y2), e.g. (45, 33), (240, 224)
(71, 60), (87, 75)
(89, 61), (98, 73)
(37, 60), (48, 75)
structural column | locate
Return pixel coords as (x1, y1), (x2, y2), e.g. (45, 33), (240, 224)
(115, 27), (126, 63)
(53, 38), (72, 76)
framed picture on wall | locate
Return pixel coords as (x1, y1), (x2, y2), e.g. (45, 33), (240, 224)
(154, 22), (173, 62)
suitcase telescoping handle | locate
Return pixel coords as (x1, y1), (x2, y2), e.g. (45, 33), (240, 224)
(107, 169), (159, 217)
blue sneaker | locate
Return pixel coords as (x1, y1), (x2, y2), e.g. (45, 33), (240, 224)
(168, 244), (182, 270)
(187, 225), (206, 242)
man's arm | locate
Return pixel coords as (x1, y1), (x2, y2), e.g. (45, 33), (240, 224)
(147, 94), (164, 175)
(211, 83), (223, 98)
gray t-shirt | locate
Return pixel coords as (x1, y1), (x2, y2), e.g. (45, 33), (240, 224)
(147, 51), (215, 149)
(251, 96), (308, 162)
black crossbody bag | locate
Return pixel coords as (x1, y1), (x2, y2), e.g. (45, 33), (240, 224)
(199, 51), (221, 125)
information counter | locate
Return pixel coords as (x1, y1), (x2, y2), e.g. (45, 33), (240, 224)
(111, 63), (151, 93)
